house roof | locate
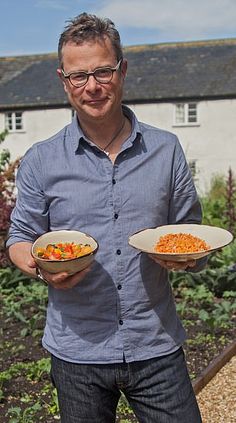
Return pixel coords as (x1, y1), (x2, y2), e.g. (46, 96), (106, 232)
(1, 38), (236, 109)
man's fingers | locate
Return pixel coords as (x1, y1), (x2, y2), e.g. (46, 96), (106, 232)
(41, 265), (92, 290)
(148, 254), (196, 271)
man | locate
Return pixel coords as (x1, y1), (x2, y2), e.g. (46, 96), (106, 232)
(7, 12), (203, 422)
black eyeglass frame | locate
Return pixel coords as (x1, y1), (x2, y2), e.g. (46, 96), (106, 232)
(61, 59), (123, 88)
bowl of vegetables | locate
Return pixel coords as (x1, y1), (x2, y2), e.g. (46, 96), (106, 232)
(31, 230), (98, 275)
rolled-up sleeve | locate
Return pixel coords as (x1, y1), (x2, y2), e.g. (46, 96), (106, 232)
(6, 147), (49, 247)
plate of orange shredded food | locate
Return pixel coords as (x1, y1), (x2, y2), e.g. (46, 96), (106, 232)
(128, 224), (233, 261)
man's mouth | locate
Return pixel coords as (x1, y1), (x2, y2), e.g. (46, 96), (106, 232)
(86, 98), (107, 106)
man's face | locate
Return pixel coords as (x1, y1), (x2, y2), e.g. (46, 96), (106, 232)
(57, 37), (127, 122)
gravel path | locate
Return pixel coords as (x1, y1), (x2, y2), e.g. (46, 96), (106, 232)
(197, 355), (236, 423)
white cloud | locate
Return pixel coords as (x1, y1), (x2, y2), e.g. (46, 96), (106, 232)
(96, 0), (236, 40)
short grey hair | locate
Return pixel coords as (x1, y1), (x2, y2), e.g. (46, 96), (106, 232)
(58, 12), (123, 67)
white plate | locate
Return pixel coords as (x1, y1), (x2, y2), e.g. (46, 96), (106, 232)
(128, 224), (233, 262)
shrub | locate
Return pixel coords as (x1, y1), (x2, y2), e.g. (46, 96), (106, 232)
(0, 130), (20, 267)
(201, 169), (236, 236)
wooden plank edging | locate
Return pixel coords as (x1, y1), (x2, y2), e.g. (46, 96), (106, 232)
(192, 340), (236, 395)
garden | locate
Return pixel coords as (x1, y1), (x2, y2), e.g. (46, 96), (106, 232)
(0, 133), (235, 422)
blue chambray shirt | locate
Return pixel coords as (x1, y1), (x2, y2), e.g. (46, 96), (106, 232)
(7, 105), (202, 364)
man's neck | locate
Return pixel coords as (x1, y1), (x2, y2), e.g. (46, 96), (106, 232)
(78, 112), (125, 149)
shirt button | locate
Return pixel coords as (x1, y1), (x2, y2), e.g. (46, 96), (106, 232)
(117, 284), (122, 290)
(114, 213), (118, 219)
(112, 179), (116, 184)
(116, 249), (121, 255)
(119, 319), (123, 325)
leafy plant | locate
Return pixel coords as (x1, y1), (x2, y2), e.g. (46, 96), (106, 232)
(6, 402), (42, 423)
(0, 267), (47, 345)
(0, 267), (37, 289)
(42, 384), (60, 417)
(0, 130), (20, 267)
(224, 167), (236, 236)
(0, 358), (51, 401)
(201, 169), (236, 236)
(175, 284), (214, 317)
(2, 281), (47, 335)
(201, 173), (227, 228)
(117, 394), (136, 421)
(198, 299), (236, 329)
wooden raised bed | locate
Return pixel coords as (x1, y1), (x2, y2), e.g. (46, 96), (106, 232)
(193, 340), (236, 394)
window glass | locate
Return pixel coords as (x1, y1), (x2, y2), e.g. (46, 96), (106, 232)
(175, 103), (197, 125)
(188, 103), (197, 123)
(15, 112), (23, 130)
(5, 113), (13, 130)
(5, 112), (23, 131)
(175, 104), (185, 123)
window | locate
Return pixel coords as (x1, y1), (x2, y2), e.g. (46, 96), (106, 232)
(5, 112), (23, 131)
(174, 103), (198, 125)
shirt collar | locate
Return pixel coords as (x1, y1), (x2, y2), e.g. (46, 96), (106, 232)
(69, 105), (142, 154)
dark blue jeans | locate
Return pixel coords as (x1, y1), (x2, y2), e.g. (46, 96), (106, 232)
(50, 347), (202, 423)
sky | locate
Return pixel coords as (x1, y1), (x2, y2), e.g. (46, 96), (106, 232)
(1, 0), (236, 57)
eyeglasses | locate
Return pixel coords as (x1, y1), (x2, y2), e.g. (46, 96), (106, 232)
(61, 59), (123, 88)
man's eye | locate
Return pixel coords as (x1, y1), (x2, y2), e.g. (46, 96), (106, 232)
(72, 73), (86, 81)
(95, 68), (111, 77)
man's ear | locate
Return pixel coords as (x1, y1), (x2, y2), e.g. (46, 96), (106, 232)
(57, 68), (68, 93)
(57, 68), (63, 80)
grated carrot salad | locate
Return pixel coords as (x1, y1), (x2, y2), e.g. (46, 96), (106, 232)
(154, 232), (210, 254)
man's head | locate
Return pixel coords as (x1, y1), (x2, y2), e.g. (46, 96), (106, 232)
(58, 12), (123, 68)
(57, 13), (127, 123)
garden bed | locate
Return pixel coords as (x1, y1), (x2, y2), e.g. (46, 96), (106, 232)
(0, 263), (235, 422)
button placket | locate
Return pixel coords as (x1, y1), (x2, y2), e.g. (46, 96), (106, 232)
(112, 168), (125, 331)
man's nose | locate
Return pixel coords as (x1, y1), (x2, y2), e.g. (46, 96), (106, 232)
(85, 74), (100, 91)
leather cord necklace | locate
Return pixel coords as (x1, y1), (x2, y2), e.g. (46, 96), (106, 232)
(96, 117), (126, 156)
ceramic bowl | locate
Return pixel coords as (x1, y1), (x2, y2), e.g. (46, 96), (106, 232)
(128, 224), (233, 262)
(31, 230), (98, 274)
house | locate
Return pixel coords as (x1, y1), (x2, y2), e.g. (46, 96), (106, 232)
(1, 38), (236, 194)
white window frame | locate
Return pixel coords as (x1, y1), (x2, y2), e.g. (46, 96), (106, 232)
(173, 102), (199, 126)
(5, 111), (24, 132)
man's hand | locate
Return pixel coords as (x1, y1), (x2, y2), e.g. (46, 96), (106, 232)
(38, 267), (91, 290)
(148, 254), (196, 271)
(28, 255), (91, 289)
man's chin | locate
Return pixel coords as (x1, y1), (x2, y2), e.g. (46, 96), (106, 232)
(83, 105), (109, 120)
